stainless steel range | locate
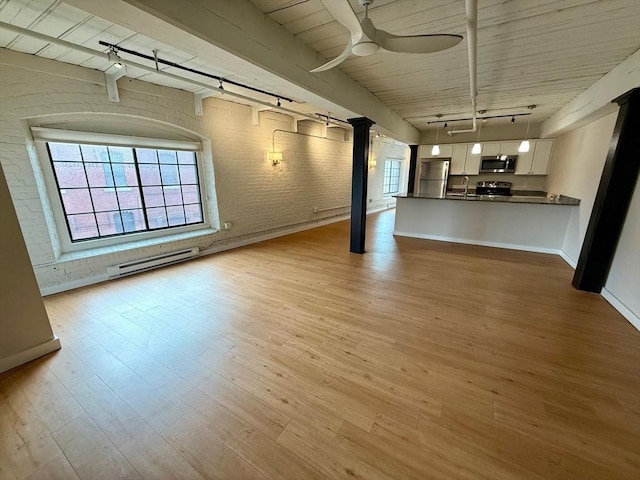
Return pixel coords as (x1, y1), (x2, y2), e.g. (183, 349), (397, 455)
(475, 181), (512, 196)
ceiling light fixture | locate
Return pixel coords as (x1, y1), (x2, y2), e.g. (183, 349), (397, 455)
(108, 46), (124, 69)
(519, 105), (536, 153)
(432, 114), (442, 156)
(99, 40), (295, 106)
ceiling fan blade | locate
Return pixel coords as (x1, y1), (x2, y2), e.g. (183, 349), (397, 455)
(320, 0), (364, 41)
(377, 31), (463, 54)
(310, 40), (354, 72)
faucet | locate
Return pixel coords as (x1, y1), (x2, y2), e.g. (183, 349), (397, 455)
(461, 176), (470, 197)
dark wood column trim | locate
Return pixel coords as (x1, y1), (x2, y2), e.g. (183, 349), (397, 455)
(347, 117), (375, 254)
(407, 145), (418, 194)
(572, 87), (640, 292)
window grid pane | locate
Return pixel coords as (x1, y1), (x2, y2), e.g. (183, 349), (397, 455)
(48, 143), (204, 242)
(383, 160), (401, 195)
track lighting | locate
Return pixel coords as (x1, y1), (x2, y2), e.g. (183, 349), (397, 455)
(519, 105), (535, 153)
(108, 46), (124, 69)
(277, 98), (281, 107)
(218, 79), (224, 90)
(511, 116), (515, 123)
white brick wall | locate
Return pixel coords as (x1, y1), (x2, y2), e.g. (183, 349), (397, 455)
(0, 51), (405, 293)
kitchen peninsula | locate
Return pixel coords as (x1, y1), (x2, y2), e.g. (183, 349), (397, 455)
(393, 192), (580, 255)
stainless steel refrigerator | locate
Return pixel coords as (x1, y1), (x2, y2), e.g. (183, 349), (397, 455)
(416, 159), (450, 197)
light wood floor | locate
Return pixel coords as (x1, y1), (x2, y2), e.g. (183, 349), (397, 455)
(2, 210), (639, 480)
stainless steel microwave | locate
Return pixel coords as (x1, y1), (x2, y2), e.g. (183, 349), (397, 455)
(480, 155), (517, 173)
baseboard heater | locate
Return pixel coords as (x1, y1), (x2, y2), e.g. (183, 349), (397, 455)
(106, 247), (199, 279)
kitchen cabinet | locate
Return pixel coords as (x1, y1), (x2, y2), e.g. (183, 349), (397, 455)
(531, 140), (553, 174)
(480, 142), (519, 156)
(515, 140), (554, 175)
(481, 143), (501, 156)
(450, 145), (468, 174)
(420, 139), (554, 175)
(464, 147), (481, 174)
(500, 142), (520, 155)
(418, 144), (453, 158)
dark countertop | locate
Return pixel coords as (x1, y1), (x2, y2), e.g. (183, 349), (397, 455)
(395, 193), (581, 206)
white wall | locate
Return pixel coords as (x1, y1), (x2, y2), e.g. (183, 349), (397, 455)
(546, 111), (619, 264)
(546, 109), (640, 327)
(603, 180), (640, 329)
(0, 50), (400, 294)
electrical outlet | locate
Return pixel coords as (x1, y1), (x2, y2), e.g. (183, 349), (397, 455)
(223, 221), (232, 230)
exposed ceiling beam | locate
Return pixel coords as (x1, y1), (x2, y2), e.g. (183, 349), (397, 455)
(64, 0), (420, 144)
(541, 49), (640, 138)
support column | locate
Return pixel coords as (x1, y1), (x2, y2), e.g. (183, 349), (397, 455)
(347, 117), (375, 254)
(407, 144), (418, 194)
(572, 88), (640, 292)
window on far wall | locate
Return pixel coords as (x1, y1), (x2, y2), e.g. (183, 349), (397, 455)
(383, 160), (401, 195)
(46, 142), (204, 242)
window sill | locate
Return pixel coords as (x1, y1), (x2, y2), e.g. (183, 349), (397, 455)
(57, 227), (219, 263)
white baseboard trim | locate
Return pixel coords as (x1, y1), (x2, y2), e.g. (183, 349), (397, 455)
(601, 288), (640, 332)
(41, 273), (108, 296)
(0, 336), (61, 373)
(200, 214), (351, 257)
(392, 231), (562, 255)
(558, 250), (577, 269)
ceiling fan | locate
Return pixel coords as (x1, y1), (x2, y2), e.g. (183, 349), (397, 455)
(311, 0), (463, 72)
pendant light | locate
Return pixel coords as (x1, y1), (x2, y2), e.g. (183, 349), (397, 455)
(519, 105), (535, 153)
(431, 114), (442, 156)
(471, 121), (482, 154)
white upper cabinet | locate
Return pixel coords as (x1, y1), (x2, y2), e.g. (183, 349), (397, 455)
(515, 147), (535, 174)
(515, 140), (554, 175)
(481, 143), (501, 156)
(450, 144), (468, 174)
(418, 144), (453, 158)
(464, 147), (482, 174)
(500, 142), (520, 155)
(531, 140), (553, 174)
(419, 139), (554, 175)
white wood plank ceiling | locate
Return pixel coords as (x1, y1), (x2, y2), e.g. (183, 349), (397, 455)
(1, 0), (639, 133)
(251, 0), (640, 129)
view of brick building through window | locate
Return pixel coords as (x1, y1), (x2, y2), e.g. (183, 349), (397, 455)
(48, 143), (203, 241)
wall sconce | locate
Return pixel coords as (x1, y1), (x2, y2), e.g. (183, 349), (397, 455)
(368, 159), (377, 169)
(268, 151), (282, 165)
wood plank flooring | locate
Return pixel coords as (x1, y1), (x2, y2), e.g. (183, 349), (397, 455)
(2, 210), (639, 480)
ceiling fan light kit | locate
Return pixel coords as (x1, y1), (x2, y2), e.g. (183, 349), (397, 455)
(311, 0), (463, 72)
